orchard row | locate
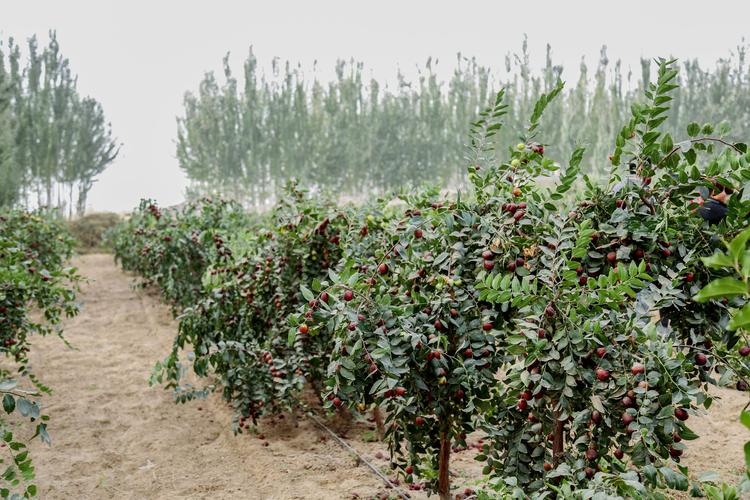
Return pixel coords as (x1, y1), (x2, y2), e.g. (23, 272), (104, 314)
(0, 210), (82, 499)
(109, 60), (750, 499)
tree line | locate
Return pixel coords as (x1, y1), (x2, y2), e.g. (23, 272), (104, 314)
(0, 32), (119, 216)
(177, 39), (750, 207)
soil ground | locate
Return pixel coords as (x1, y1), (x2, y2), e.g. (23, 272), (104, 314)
(25, 254), (749, 499)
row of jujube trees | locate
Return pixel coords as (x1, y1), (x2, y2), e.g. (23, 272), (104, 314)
(112, 59), (750, 499)
(0, 210), (82, 498)
(177, 40), (750, 208)
(0, 32), (119, 215)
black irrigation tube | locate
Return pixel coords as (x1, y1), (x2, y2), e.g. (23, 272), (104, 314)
(305, 413), (411, 500)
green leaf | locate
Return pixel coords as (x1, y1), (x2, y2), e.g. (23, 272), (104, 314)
(718, 121), (732, 136)
(300, 285), (315, 302)
(728, 303), (750, 331)
(684, 148), (697, 165)
(701, 252), (735, 270)
(643, 131), (661, 145)
(0, 380), (18, 392)
(491, 273), (503, 290)
(591, 394), (605, 413)
(327, 269), (340, 283)
(660, 466), (689, 490)
(2, 395), (14, 414)
(16, 398), (32, 417)
(680, 426), (699, 440)
(740, 411), (750, 431)
(545, 463), (571, 479)
(694, 277), (747, 302)
(728, 227), (750, 263)
(339, 367), (355, 381)
(687, 122), (700, 137)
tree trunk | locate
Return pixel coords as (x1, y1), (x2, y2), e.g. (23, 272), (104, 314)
(77, 177), (91, 217)
(46, 178), (52, 211)
(438, 428), (451, 500)
(372, 406), (384, 440)
(552, 409), (565, 463)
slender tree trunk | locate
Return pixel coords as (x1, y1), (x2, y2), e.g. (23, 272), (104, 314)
(372, 406), (384, 440)
(77, 177), (91, 216)
(438, 426), (451, 500)
(552, 409), (565, 464)
(46, 178), (52, 211)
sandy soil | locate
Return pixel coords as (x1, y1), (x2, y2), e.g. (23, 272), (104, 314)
(680, 384), (748, 485)
(25, 254), (749, 499)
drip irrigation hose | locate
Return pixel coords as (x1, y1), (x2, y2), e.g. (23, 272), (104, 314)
(305, 413), (411, 499)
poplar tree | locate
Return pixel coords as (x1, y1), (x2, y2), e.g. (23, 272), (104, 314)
(0, 32), (118, 215)
(0, 61), (19, 207)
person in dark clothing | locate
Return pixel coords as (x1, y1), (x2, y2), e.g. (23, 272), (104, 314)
(698, 190), (729, 225)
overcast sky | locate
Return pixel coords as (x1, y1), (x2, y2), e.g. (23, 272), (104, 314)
(3, 0), (749, 212)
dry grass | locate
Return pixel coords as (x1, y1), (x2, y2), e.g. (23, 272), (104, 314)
(66, 212), (121, 253)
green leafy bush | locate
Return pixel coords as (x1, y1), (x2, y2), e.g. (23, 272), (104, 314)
(476, 59), (750, 498)
(152, 183), (353, 426)
(0, 210), (82, 498)
(108, 198), (251, 313)
(695, 226), (750, 498)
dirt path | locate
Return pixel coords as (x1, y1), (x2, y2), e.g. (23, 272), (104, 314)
(28, 254), (386, 499)
(27, 254), (750, 499)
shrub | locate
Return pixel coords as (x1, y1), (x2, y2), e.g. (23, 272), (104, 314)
(0, 209), (82, 498)
(478, 59), (750, 497)
(108, 198), (251, 313)
(151, 183), (354, 426)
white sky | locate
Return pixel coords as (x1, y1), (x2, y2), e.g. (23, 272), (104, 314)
(3, 0), (749, 212)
